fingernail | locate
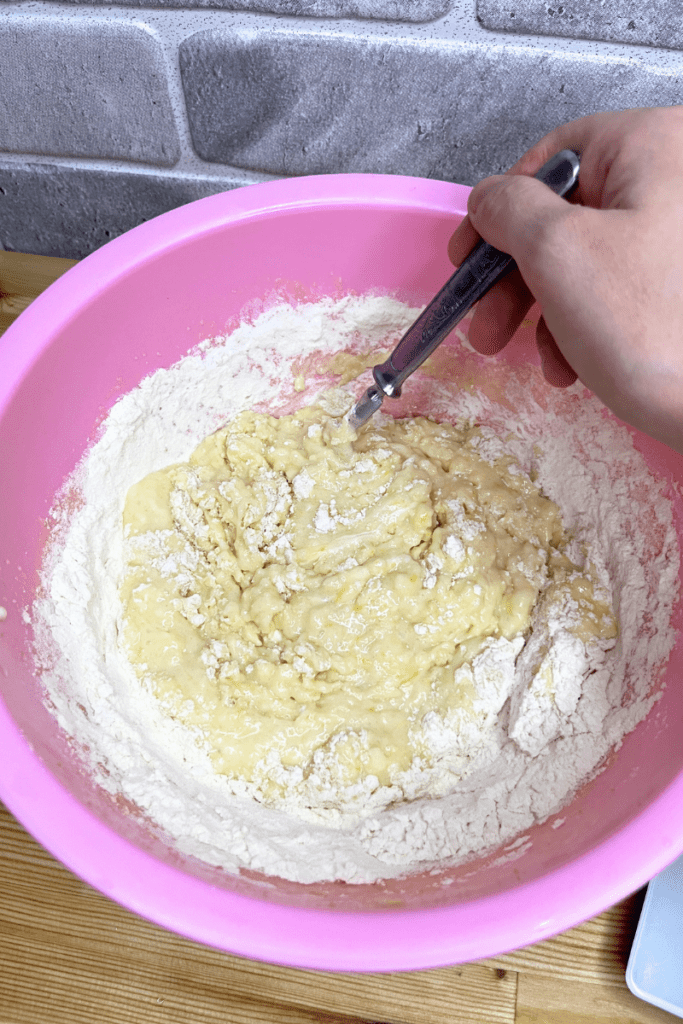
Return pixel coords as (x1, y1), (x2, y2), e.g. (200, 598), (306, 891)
(467, 182), (483, 219)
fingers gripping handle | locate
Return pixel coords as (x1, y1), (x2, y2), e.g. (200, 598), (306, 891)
(372, 149), (580, 399)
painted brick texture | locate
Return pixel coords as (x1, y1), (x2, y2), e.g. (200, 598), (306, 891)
(2, 1), (683, 257)
(0, 20), (179, 165)
(477, 1), (683, 52)
(180, 28), (683, 182)
(0, 162), (251, 259)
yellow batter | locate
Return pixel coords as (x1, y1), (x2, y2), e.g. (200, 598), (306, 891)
(119, 399), (616, 802)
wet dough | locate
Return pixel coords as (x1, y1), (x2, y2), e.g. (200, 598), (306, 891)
(119, 400), (616, 801)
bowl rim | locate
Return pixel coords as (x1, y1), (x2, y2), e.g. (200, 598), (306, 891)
(2, 171), (683, 971)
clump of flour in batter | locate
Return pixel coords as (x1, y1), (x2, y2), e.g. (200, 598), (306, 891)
(119, 392), (616, 821)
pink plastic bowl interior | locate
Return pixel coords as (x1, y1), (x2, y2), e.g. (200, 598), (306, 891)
(1, 174), (683, 972)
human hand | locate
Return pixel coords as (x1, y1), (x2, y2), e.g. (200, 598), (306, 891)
(448, 106), (683, 454)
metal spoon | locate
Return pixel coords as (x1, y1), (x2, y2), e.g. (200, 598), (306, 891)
(347, 149), (580, 430)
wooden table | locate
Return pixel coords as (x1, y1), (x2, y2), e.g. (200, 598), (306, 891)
(0, 251), (677, 1024)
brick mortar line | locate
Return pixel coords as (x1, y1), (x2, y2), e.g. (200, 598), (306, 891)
(0, 152), (275, 184)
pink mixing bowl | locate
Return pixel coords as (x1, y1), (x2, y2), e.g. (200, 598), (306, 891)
(1, 174), (683, 971)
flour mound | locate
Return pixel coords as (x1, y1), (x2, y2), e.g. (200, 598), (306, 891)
(34, 295), (679, 884)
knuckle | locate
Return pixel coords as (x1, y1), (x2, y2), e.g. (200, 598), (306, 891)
(470, 176), (520, 230)
(467, 176), (504, 220)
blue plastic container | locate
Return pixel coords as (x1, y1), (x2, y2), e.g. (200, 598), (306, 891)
(627, 853), (683, 1018)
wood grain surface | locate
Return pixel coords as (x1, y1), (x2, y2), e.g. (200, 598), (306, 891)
(0, 251), (77, 336)
(1, 802), (675, 1024)
(0, 251), (676, 1024)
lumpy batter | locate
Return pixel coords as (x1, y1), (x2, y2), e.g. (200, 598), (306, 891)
(36, 296), (678, 881)
(119, 396), (616, 811)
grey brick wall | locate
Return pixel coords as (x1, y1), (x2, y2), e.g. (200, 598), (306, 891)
(0, 162), (250, 256)
(0, 21), (179, 164)
(2, 0), (683, 258)
(39, 0), (450, 16)
(477, 1), (683, 52)
(180, 28), (683, 178)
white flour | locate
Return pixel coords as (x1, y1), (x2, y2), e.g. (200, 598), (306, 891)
(33, 295), (680, 884)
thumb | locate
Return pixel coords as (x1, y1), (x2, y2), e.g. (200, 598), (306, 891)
(467, 173), (572, 268)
